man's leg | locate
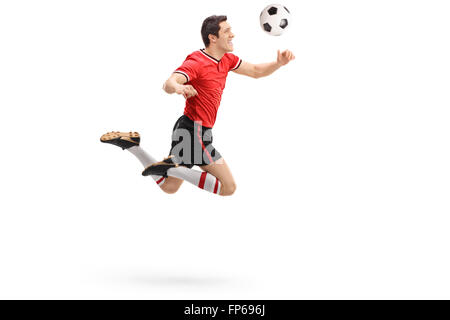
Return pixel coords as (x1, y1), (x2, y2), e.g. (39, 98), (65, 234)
(144, 157), (235, 196)
(143, 157), (223, 195)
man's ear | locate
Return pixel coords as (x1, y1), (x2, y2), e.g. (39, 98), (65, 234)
(208, 34), (217, 44)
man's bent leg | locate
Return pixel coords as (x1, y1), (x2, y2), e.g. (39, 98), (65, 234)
(165, 164), (222, 195)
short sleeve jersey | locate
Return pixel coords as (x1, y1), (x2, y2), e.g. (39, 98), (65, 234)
(174, 49), (242, 128)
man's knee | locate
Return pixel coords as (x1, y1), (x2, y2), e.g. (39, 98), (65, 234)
(220, 181), (236, 196)
(160, 181), (181, 194)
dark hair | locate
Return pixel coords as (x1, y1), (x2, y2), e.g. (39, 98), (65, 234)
(201, 15), (227, 47)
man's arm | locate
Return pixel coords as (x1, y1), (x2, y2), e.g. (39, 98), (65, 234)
(163, 73), (198, 99)
(233, 50), (295, 79)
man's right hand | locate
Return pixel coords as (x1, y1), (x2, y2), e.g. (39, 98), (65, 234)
(175, 84), (198, 99)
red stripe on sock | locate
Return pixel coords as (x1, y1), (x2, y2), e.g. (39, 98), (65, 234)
(213, 178), (219, 194)
(156, 177), (165, 185)
(198, 172), (207, 189)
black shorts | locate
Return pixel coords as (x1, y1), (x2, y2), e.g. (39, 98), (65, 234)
(169, 115), (222, 168)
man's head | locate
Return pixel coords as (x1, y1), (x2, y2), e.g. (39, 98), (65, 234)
(201, 15), (235, 52)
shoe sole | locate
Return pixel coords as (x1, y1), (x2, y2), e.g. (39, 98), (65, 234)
(100, 131), (140, 142)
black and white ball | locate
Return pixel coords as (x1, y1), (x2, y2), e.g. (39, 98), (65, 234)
(259, 4), (291, 36)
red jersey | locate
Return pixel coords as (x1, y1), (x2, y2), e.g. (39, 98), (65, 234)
(174, 49), (241, 128)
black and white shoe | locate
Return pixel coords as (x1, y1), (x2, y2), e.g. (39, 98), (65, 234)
(142, 155), (179, 177)
(100, 131), (140, 150)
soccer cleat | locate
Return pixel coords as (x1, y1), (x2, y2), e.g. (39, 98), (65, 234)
(142, 155), (179, 177)
(100, 131), (140, 150)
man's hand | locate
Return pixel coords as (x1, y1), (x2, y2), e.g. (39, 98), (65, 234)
(163, 73), (198, 98)
(277, 49), (296, 66)
(175, 84), (198, 99)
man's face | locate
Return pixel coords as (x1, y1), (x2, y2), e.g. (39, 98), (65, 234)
(214, 21), (235, 52)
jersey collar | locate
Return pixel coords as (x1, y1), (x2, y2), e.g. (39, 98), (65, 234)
(200, 49), (220, 64)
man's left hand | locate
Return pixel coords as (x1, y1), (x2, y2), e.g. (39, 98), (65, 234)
(277, 50), (296, 66)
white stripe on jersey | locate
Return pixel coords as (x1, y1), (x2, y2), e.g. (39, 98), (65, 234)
(231, 59), (242, 70)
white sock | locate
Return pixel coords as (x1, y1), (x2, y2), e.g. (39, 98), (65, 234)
(167, 166), (221, 195)
(127, 146), (166, 186)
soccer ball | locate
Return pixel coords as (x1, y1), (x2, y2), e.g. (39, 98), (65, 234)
(259, 4), (291, 36)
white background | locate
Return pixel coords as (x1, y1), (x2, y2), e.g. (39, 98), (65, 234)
(0, 0), (449, 299)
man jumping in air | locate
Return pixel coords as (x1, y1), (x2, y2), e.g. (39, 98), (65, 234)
(100, 15), (295, 196)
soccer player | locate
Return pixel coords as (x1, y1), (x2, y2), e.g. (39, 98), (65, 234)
(100, 15), (295, 196)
